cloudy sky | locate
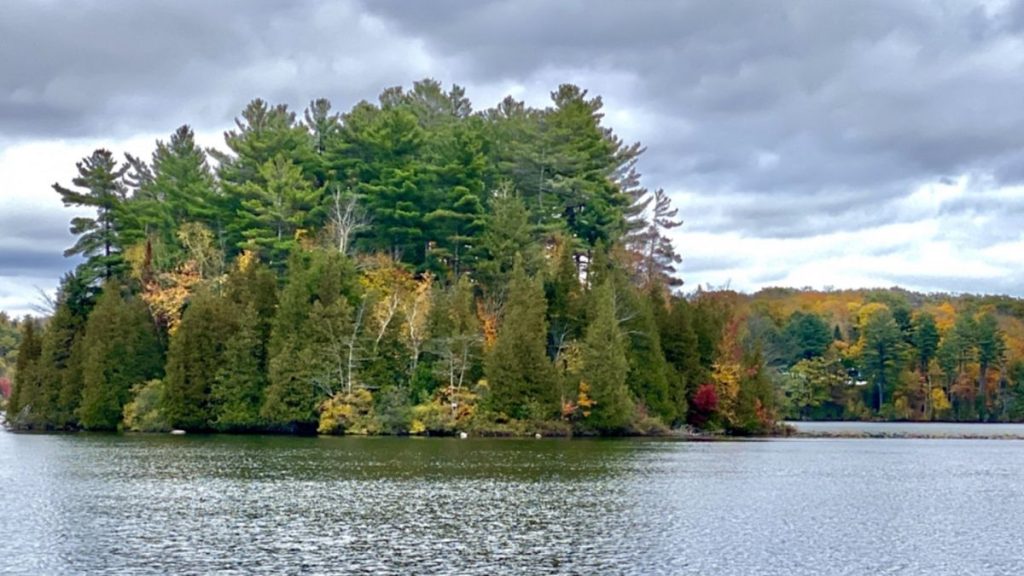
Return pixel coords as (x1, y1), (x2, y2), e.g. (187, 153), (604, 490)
(3, 0), (1024, 315)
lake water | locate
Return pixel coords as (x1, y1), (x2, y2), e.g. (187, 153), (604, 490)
(788, 420), (1024, 438)
(2, 428), (1023, 575)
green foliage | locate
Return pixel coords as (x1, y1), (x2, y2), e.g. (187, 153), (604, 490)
(236, 155), (322, 266)
(162, 289), (237, 431)
(911, 312), (940, 373)
(659, 296), (701, 423)
(0, 312), (19, 379)
(211, 305), (267, 431)
(485, 259), (557, 419)
(782, 312), (832, 364)
(579, 280), (633, 432)
(375, 386), (414, 434)
(55, 149), (130, 284)
(78, 284), (164, 431)
(617, 278), (673, 422)
(123, 380), (170, 432)
(122, 125), (219, 258)
(34, 80), (739, 436)
(262, 249), (360, 431)
(7, 318), (43, 427)
(782, 354), (845, 419)
(475, 188), (540, 297)
(858, 305), (905, 412)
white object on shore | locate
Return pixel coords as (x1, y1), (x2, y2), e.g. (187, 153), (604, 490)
(459, 432), (468, 439)
(170, 429), (186, 435)
(535, 433), (542, 439)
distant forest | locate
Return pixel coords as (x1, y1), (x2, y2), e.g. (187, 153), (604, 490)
(3, 79), (1023, 436)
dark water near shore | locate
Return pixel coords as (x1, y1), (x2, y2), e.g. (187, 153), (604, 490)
(2, 428), (1023, 575)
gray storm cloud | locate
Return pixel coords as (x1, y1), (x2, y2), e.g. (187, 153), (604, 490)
(2, 0), (1023, 313)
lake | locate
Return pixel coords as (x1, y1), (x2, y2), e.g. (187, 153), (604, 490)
(2, 427), (1023, 575)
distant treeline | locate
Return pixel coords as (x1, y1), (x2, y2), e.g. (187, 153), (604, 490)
(5, 80), (1022, 437)
(747, 287), (1024, 422)
(6, 80), (778, 436)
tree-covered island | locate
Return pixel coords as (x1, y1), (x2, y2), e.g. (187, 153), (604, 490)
(4, 80), (1024, 436)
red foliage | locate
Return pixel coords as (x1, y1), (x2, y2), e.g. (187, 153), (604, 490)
(693, 383), (718, 415)
(0, 377), (11, 399)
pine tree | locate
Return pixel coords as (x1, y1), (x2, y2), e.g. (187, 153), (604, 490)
(54, 149), (130, 284)
(581, 280), (633, 432)
(213, 99), (319, 253)
(236, 155), (322, 266)
(475, 187), (541, 298)
(542, 85), (632, 248)
(858, 305), (905, 413)
(122, 126), (219, 256)
(975, 312), (1006, 419)
(911, 312), (940, 375)
(632, 188), (683, 290)
(423, 120), (488, 276)
(339, 102), (431, 262)
(485, 258), (557, 419)
(78, 284), (163, 430)
(302, 98), (343, 188)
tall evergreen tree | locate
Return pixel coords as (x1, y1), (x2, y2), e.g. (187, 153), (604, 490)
(580, 280), (633, 432)
(78, 284), (163, 430)
(213, 99), (319, 253)
(122, 126), (219, 256)
(975, 312), (1006, 419)
(161, 289), (237, 430)
(485, 258), (556, 419)
(7, 318), (42, 427)
(858, 305), (905, 413)
(55, 149), (130, 283)
(211, 305), (267, 431)
(475, 187), (541, 298)
(235, 155), (322, 266)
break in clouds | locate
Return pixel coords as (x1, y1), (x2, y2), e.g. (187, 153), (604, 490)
(3, 0), (1024, 313)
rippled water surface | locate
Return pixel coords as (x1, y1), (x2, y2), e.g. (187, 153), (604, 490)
(2, 429), (1024, 575)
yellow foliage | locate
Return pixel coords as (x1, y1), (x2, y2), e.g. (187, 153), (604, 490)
(563, 380), (595, 420)
(141, 260), (202, 334)
(318, 389), (377, 435)
(855, 302), (890, 330)
(930, 387), (952, 412)
(554, 340), (584, 376)
(711, 360), (742, 422)
(409, 418), (427, 435)
(477, 300), (498, 350)
(404, 272), (433, 353)
(235, 249), (258, 273)
(359, 253), (416, 342)
(933, 301), (957, 333)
